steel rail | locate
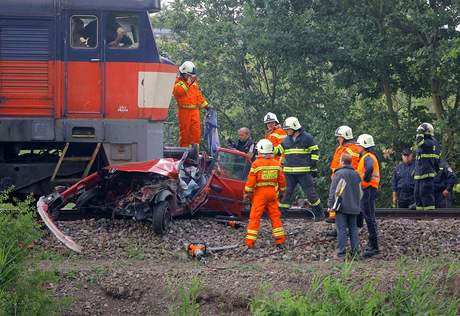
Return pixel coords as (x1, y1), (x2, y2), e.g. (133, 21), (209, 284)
(52, 207), (460, 222)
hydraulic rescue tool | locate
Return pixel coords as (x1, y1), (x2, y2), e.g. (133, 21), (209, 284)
(325, 178), (347, 223)
(185, 243), (239, 259)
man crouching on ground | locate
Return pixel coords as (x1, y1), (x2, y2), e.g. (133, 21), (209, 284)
(328, 153), (362, 258)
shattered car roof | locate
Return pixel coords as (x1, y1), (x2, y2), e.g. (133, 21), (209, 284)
(107, 158), (178, 178)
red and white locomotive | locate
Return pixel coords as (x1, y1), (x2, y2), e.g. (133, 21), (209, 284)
(0, 0), (176, 194)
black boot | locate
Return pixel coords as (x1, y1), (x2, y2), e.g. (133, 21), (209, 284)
(363, 238), (380, 258)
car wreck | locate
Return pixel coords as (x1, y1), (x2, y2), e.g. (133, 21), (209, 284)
(37, 147), (251, 252)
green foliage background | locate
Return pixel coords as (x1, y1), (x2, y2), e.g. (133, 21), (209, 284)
(156, 0), (460, 207)
(0, 191), (60, 315)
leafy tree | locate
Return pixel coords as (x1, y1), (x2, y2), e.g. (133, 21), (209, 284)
(157, 0), (460, 206)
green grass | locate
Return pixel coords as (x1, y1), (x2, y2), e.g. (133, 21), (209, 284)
(169, 276), (203, 316)
(126, 243), (146, 260)
(250, 259), (460, 315)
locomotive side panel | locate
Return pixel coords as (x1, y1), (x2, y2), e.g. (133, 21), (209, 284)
(0, 17), (56, 117)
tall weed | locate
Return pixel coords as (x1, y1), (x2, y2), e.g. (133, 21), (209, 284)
(250, 259), (459, 316)
(170, 276), (203, 316)
(0, 189), (61, 315)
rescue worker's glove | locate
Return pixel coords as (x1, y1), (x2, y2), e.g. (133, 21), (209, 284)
(311, 170), (318, 178)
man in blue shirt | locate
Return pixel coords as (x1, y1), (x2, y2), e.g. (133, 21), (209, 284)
(391, 148), (416, 208)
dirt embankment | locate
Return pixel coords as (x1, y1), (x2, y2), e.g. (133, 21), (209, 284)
(37, 217), (460, 315)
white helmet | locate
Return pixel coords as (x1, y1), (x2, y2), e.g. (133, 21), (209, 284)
(357, 134), (375, 148)
(256, 139), (274, 154)
(283, 117), (301, 130)
(417, 122), (434, 136)
(264, 112), (279, 124)
(179, 61), (196, 75)
(335, 125), (353, 140)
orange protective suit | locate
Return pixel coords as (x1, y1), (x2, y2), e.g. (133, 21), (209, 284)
(172, 77), (208, 147)
(330, 142), (360, 173)
(244, 155), (286, 248)
(265, 126), (287, 161)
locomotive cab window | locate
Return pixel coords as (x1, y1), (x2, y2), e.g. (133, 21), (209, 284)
(71, 15), (98, 48)
(107, 13), (139, 49)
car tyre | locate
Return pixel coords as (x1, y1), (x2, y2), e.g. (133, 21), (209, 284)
(152, 201), (172, 235)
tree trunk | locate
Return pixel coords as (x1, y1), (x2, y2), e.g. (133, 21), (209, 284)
(430, 79), (444, 120)
(407, 93), (412, 126)
(382, 80), (400, 130)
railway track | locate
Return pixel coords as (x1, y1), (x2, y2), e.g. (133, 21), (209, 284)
(281, 208), (460, 220)
(51, 207), (460, 222)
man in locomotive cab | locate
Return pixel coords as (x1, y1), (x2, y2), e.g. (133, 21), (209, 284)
(71, 17), (88, 47)
(107, 16), (133, 48)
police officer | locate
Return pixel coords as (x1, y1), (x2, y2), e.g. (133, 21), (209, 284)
(434, 160), (457, 208)
(391, 148), (416, 208)
(414, 123), (440, 210)
(275, 117), (323, 218)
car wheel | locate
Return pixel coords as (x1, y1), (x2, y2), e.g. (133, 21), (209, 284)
(152, 201), (172, 235)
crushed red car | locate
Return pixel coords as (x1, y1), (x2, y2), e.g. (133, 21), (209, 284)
(37, 147), (252, 252)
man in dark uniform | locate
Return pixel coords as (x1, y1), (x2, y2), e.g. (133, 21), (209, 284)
(391, 148), (416, 208)
(274, 117), (323, 219)
(414, 123), (440, 210)
(434, 160), (457, 208)
(227, 127), (256, 161)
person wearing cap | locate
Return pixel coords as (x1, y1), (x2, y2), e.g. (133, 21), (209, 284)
(391, 148), (416, 208)
(357, 134), (381, 258)
(173, 61), (209, 148)
(274, 117), (323, 219)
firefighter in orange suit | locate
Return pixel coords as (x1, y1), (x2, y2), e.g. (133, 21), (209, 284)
(264, 112), (287, 159)
(330, 126), (360, 173)
(326, 125), (361, 223)
(172, 61), (209, 147)
(244, 139), (286, 249)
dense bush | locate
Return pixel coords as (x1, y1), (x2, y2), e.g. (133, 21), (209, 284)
(0, 190), (59, 316)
